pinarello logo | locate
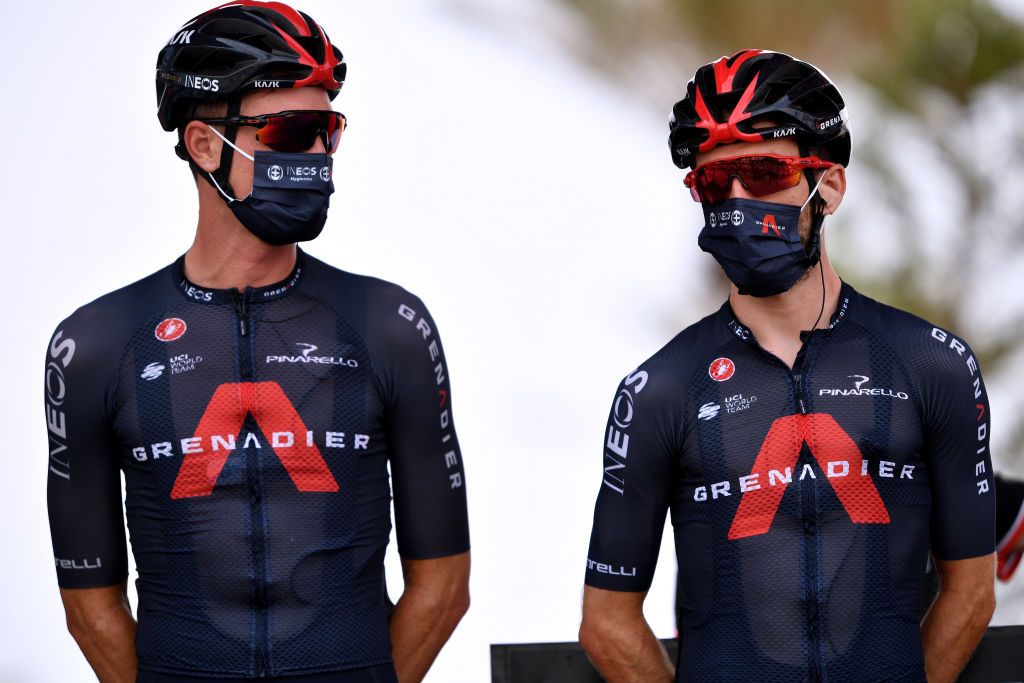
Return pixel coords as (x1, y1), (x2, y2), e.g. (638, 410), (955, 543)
(155, 318), (187, 342)
(709, 357), (736, 382)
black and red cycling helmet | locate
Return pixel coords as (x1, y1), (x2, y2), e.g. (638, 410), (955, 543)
(669, 49), (850, 169)
(156, 0), (346, 131)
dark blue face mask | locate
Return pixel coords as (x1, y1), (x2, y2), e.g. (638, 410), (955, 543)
(207, 126), (334, 246)
(697, 176), (825, 298)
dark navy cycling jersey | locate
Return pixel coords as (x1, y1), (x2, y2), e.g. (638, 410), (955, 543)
(45, 250), (469, 678)
(585, 282), (995, 683)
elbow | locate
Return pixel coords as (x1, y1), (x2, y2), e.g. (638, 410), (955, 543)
(979, 588), (996, 625)
(579, 609), (616, 663)
(415, 579), (470, 626)
(63, 599), (93, 642)
(967, 578), (996, 625)
(953, 579), (996, 630)
(65, 612), (85, 643)
(64, 603), (102, 647)
(450, 584), (471, 623)
(440, 573), (470, 623)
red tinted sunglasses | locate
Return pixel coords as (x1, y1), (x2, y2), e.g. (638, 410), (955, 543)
(684, 154), (833, 203)
(200, 109), (347, 153)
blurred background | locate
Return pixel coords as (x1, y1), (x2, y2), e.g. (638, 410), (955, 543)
(2, 0), (1022, 680)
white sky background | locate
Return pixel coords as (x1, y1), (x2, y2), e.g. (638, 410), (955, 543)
(1, 1), (1021, 681)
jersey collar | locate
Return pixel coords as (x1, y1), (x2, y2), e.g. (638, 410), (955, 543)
(719, 280), (856, 348)
(172, 249), (307, 305)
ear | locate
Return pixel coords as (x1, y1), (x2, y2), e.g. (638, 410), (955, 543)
(818, 165), (847, 215)
(183, 121), (223, 174)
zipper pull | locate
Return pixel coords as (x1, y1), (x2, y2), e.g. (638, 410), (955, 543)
(233, 291), (249, 337)
(794, 373), (808, 414)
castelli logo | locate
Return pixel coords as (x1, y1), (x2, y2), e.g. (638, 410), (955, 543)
(155, 318), (187, 342)
(709, 357), (736, 382)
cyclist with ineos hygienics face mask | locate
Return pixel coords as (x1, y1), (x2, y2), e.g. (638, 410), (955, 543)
(579, 49), (996, 683)
(44, 3), (469, 681)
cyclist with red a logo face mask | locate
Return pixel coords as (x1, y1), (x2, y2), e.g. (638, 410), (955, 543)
(579, 50), (995, 683)
(44, 3), (469, 681)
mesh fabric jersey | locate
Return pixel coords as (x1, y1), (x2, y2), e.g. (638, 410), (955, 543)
(585, 282), (994, 683)
(45, 251), (469, 678)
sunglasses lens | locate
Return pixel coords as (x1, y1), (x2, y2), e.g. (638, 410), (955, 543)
(692, 157), (803, 203)
(694, 164), (734, 203)
(257, 112), (344, 153)
(741, 158), (802, 197)
(326, 113), (345, 153)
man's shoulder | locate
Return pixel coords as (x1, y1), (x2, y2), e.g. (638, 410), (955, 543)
(848, 287), (939, 336)
(847, 284), (984, 385)
(46, 263), (177, 392)
(52, 263), (176, 341)
(303, 252), (427, 311)
(623, 308), (729, 392)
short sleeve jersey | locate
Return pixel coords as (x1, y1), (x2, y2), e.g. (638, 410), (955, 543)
(45, 250), (469, 678)
(585, 283), (994, 683)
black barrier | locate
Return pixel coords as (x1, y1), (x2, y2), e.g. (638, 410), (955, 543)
(491, 627), (1024, 682)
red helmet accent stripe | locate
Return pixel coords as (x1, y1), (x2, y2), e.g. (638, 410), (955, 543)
(268, 22), (342, 90)
(713, 50), (762, 95)
(210, 1), (311, 36)
(695, 73), (763, 153)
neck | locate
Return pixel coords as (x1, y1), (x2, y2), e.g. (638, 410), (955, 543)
(729, 254), (842, 348)
(184, 181), (298, 291)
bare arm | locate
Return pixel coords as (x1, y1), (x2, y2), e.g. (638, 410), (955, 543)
(389, 551), (470, 682)
(579, 585), (673, 683)
(59, 583), (137, 682)
(921, 553), (996, 683)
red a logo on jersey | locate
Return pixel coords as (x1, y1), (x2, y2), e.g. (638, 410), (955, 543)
(171, 382), (339, 499)
(729, 413), (890, 539)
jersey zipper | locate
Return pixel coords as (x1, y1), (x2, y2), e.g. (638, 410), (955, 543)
(233, 290), (270, 676)
(793, 373), (808, 414)
(793, 345), (822, 683)
(233, 291), (250, 337)
(752, 337), (822, 681)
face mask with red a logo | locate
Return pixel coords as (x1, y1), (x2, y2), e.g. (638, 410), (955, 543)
(696, 178), (825, 297)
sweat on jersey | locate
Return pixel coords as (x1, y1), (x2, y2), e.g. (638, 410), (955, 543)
(45, 251), (469, 678)
(585, 282), (995, 683)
